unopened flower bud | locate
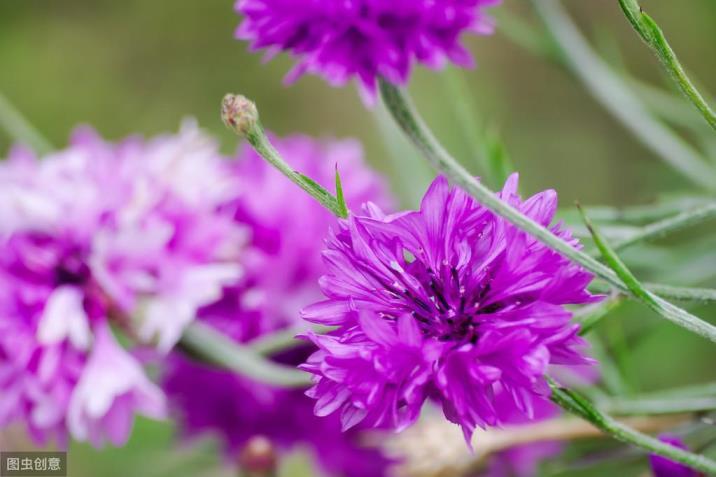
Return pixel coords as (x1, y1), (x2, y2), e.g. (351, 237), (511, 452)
(238, 435), (277, 477)
(221, 94), (259, 137)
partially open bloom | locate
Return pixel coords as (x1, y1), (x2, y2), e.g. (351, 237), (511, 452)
(162, 135), (392, 476)
(0, 122), (242, 447)
(649, 435), (699, 477)
(235, 0), (500, 98)
(301, 174), (597, 441)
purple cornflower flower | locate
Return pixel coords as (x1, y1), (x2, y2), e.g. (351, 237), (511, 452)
(301, 174), (597, 441)
(235, 0), (500, 99)
(649, 435), (699, 477)
(0, 122), (243, 447)
(163, 135), (392, 476)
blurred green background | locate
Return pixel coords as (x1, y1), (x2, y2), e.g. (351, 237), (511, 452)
(1, 0), (715, 476)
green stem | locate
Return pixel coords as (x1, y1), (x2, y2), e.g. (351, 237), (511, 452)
(245, 123), (346, 218)
(0, 92), (53, 155)
(180, 322), (311, 388)
(572, 198), (715, 225)
(378, 79), (716, 344)
(531, 0), (716, 190)
(580, 205), (716, 342)
(617, 0), (716, 132)
(249, 325), (330, 356)
(221, 94), (347, 218)
(600, 395), (716, 416)
(590, 281), (716, 304)
(549, 380), (716, 473)
(608, 202), (716, 252)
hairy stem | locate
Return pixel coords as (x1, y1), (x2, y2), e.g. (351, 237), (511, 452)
(550, 381), (716, 473)
(608, 202), (716, 252)
(531, 0), (716, 190)
(378, 79), (716, 344)
(617, 0), (716, 132)
(181, 322), (311, 388)
(221, 94), (347, 218)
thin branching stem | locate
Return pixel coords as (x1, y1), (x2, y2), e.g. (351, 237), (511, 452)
(378, 79), (716, 344)
(549, 380), (716, 473)
(532, 0), (716, 190)
(608, 203), (716, 252)
(181, 322), (311, 388)
(617, 0), (716, 132)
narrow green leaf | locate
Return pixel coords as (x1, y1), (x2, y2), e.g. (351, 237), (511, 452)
(578, 205), (716, 341)
(297, 172), (341, 214)
(334, 167), (349, 218)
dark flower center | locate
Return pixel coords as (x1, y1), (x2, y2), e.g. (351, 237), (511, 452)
(376, 256), (501, 346)
(54, 253), (91, 286)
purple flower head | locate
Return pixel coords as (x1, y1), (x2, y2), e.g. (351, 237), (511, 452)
(301, 174), (598, 441)
(163, 134), (392, 476)
(0, 122), (243, 447)
(235, 0), (500, 99)
(649, 435), (699, 477)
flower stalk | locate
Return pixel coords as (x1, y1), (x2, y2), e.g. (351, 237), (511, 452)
(579, 205), (716, 340)
(378, 79), (716, 344)
(606, 202), (716, 253)
(221, 94), (348, 218)
(180, 321), (311, 388)
(229, 91), (716, 469)
(617, 0), (716, 132)
(530, 0), (716, 190)
(549, 380), (716, 474)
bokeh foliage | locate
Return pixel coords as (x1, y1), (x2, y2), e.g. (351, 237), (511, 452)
(1, 1), (715, 476)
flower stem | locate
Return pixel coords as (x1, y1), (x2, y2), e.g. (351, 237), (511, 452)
(600, 395), (716, 416)
(249, 325), (330, 356)
(549, 380), (716, 474)
(531, 0), (716, 190)
(617, 0), (716, 132)
(568, 198), (716, 225)
(589, 281), (716, 304)
(0, 92), (54, 155)
(221, 94), (348, 218)
(180, 322), (311, 388)
(580, 205), (716, 341)
(378, 79), (716, 344)
(607, 202), (716, 252)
